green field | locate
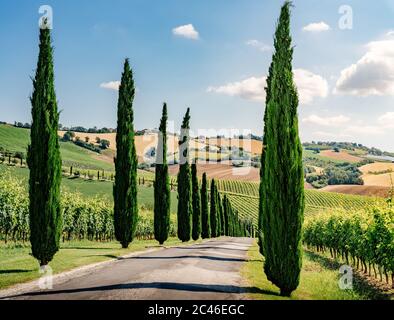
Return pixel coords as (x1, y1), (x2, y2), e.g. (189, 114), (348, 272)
(242, 241), (390, 300)
(0, 124), (113, 171)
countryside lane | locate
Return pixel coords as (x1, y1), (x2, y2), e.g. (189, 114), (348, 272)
(5, 238), (253, 300)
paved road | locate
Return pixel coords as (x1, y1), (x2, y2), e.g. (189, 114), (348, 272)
(5, 238), (253, 300)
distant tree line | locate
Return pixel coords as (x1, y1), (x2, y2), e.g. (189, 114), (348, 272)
(60, 125), (116, 134)
(61, 131), (110, 153)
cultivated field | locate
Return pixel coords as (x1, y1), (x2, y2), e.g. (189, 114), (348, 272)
(321, 185), (391, 198)
(360, 162), (394, 187)
(168, 163), (260, 181)
(319, 150), (363, 163)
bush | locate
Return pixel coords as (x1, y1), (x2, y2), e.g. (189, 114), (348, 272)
(100, 139), (110, 150)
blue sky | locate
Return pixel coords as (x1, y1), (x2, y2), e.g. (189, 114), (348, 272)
(1, 0), (394, 151)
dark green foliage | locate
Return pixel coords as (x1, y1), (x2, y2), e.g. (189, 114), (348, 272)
(200, 173), (210, 239)
(217, 190), (225, 236)
(259, 2), (305, 297)
(113, 59), (138, 249)
(210, 179), (218, 237)
(177, 108), (192, 242)
(154, 103), (171, 245)
(27, 27), (62, 266)
(223, 195), (230, 236)
(191, 164), (201, 241)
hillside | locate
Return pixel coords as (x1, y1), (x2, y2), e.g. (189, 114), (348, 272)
(359, 162), (394, 187)
(0, 124), (113, 170)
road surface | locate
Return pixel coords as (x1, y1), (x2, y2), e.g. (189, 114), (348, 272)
(4, 238), (254, 300)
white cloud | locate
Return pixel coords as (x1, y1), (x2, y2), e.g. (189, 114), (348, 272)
(303, 115), (350, 127)
(344, 125), (385, 135)
(246, 40), (271, 52)
(100, 81), (121, 91)
(207, 69), (328, 105)
(386, 30), (394, 37)
(313, 131), (353, 139)
(295, 69), (329, 104)
(207, 76), (267, 102)
(378, 112), (394, 128)
(172, 24), (199, 40)
(303, 22), (331, 32)
(335, 39), (394, 96)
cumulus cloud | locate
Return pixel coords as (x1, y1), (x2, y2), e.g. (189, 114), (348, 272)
(207, 76), (266, 102)
(172, 24), (199, 40)
(246, 40), (271, 52)
(207, 69), (328, 105)
(302, 115), (350, 126)
(313, 131), (353, 139)
(295, 69), (329, 104)
(378, 112), (394, 128)
(335, 39), (394, 96)
(344, 125), (385, 135)
(100, 81), (121, 91)
(303, 22), (331, 32)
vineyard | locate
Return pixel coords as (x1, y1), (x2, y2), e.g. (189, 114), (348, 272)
(214, 180), (385, 226)
(304, 206), (394, 288)
(0, 172), (176, 243)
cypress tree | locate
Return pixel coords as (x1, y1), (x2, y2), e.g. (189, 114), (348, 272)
(217, 190), (224, 236)
(154, 103), (171, 245)
(210, 179), (218, 237)
(191, 163), (201, 241)
(223, 196), (229, 236)
(177, 108), (192, 242)
(260, 1), (305, 297)
(113, 59), (138, 249)
(200, 173), (210, 239)
(28, 25), (62, 266)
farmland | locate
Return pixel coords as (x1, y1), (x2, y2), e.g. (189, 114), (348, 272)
(213, 179), (385, 226)
(0, 160), (386, 231)
(360, 162), (394, 187)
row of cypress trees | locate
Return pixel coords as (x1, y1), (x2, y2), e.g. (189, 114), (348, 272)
(28, 4), (302, 301)
(151, 105), (250, 244)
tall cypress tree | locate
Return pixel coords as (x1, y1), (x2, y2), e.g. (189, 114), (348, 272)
(260, 1), (305, 297)
(177, 108), (192, 242)
(223, 195), (229, 236)
(210, 179), (218, 237)
(216, 190), (224, 236)
(28, 25), (62, 266)
(154, 103), (171, 245)
(191, 163), (201, 241)
(113, 59), (138, 249)
(200, 173), (210, 239)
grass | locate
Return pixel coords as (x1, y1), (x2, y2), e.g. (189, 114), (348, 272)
(303, 149), (346, 164)
(0, 238), (198, 290)
(241, 241), (389, 300)
(60, 142), (114, 171)
(0, 124), (113, 171)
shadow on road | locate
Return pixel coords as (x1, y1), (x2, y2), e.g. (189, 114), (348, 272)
(6, 282), (279, 299)
(173, 246), (248, 252)
(124, 255), (246, 262)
